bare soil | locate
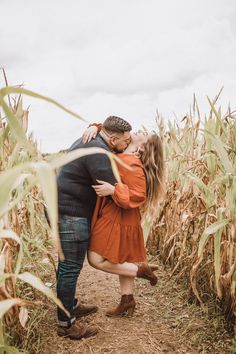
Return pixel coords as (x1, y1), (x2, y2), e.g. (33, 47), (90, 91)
(40, 258), (232, 354)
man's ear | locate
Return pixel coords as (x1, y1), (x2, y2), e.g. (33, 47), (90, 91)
(109, 136), (117, 147)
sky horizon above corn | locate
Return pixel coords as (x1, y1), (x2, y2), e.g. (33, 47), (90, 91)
(1, 0), (236, 152)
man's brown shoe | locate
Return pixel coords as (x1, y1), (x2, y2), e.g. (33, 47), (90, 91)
(58, 322), (98, 340)
(74, 303), (98, 319)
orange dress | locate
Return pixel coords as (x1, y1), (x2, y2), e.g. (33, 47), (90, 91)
(89, 154), (147, 264)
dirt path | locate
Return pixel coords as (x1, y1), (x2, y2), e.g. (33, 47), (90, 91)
(41, 258), (232, 354)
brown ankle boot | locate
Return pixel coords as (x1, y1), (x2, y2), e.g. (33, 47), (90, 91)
(57, 322), (98, 340)
(74, 303), (98, 319)
(137, 263), (157, 286)
(106, 294), (136, 317)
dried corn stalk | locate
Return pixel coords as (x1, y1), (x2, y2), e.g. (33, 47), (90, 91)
(0, 72), (122, 352)
(148, 91), (236, 329)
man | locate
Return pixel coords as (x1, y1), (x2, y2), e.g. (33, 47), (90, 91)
(56, 116), (132, 339)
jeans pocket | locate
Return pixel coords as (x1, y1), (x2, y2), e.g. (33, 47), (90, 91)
(74, 217), (90, 242)
(59, 216), (90, 242)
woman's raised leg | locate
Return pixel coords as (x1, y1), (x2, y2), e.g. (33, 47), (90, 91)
(88, 251), (157, 286)
(88, 251), (138, 277)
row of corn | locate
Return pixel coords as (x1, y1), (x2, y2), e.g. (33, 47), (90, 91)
(148, 92), (236, 329)
(0, 74), (121, 353)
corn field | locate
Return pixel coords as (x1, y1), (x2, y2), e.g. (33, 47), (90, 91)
(0, 73), (121, 353)
(1, 68), (235, 352)
(148, 90), (236, 332)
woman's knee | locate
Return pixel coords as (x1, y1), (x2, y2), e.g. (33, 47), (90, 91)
(87, 251), (99, 268)
(87, 251), (104, 269)
(87, 252), (96, 267)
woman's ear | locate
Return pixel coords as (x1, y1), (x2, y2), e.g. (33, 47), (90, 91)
(137, 145), (145, 153)
(135, 145), (145, 157)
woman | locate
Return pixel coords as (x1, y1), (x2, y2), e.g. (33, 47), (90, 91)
(83, 126), (165, 317)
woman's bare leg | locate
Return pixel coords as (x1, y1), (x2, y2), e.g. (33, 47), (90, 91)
(119, 275), (135, 295)
(88, 251), (138, 277)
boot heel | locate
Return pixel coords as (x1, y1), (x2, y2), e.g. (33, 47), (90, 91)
(127, 305), (135, 317)
(106, 294), (136, 317)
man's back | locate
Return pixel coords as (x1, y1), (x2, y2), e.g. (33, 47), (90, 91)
(57, 134), (116, 219)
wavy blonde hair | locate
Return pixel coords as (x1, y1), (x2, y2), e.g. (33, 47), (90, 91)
(140, 134), (165, 219)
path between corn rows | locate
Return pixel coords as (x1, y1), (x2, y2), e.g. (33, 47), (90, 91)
(41, 258), (231, 354)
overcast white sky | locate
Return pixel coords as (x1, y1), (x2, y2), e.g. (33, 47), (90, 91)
(1, 0), (236, 152)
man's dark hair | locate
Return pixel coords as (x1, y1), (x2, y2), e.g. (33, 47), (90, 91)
(102, 116), (132, 135)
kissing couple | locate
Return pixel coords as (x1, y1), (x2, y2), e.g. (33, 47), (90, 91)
(56, 116), (164, 339)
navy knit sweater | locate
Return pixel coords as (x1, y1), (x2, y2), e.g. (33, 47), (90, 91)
(57, 134), (116, 219)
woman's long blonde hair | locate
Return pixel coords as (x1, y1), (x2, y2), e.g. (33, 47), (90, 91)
(140, 134), (165, 219)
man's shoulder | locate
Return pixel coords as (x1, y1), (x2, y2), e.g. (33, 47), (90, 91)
(69, 135), (107, 149)
(82, 135), (110, 151)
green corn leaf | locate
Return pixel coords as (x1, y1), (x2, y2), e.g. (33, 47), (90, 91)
(198, 219), (229, 258)
(17, 272), (70, 317)
(0, 344), (25, 354)
(228, 177), (236, 217)
(0, 319), (4, 345)
(7, 144), (23, 168)
(0, 94), (34, 154)
(213, 208), (225, 299)
(141, 217), (152, 243)
(8, 175), (37, 213)
(0, 162), (29, 218)
(49, 147), (131, 186)
(0, 299), (21, 318)
(31, 161), (62, 259)
(167, 120), (183, 153)
(0, 86), (87, 123)
(204, 218), (229, 236)
(207, 96), (226, 136)
(50, 147), (130, 172)
(186, 172), (214, 208)
(110, 158), (121, 183)
(212, 175), (230, 185)
(204, 129), (233, 174)
(204, 118), (217, 176)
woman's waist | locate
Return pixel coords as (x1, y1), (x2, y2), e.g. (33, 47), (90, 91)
(96, 213), (142, 227)
(101, 204), (141, 218)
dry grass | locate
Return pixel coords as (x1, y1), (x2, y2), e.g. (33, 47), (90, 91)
(39, 258), (232, 354)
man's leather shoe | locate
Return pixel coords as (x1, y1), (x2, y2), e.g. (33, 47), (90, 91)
(74, 303), (98, 319)
(58, 322), (98, 340)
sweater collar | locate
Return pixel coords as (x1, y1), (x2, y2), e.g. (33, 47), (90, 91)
(98, 133), (113, 151)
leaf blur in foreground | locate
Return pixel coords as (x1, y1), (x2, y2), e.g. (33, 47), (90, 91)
(0, 299), (21, 318)
(0, 86), (87, 123)
(17, 272), (70, 317)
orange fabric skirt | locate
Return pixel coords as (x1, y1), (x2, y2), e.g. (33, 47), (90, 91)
(89, 199), (146, 264)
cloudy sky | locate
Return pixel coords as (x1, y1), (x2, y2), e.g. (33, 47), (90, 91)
(1, 0), (236, 152)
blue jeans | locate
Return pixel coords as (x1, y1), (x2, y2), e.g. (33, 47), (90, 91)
(56, 215), (90, 327)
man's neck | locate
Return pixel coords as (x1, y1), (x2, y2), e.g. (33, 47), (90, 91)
(99, 131), (113, 150)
